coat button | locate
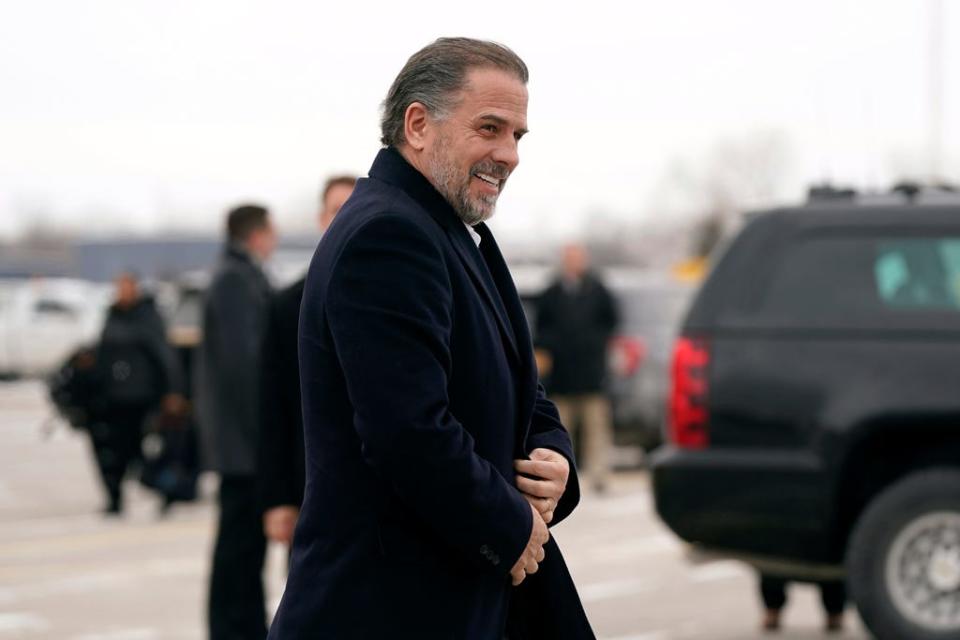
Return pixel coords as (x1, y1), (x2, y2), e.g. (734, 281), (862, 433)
(479, 545), (500, 566)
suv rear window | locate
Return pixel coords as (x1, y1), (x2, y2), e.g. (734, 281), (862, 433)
(875, 239), (960, 310)
(758, 233), (960, 330)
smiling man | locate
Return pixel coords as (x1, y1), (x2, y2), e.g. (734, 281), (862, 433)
(267, 38), (593, 639)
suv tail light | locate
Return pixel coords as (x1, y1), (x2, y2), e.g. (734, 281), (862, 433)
(668, 336), (710, 449)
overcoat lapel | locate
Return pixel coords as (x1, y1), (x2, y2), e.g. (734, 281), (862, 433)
(446, 224), (521, 367)
(474, 222), (539, 451)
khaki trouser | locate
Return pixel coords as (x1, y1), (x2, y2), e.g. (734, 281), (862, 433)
(552, 393), (613, 490)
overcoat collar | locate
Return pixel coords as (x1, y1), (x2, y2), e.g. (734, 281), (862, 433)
(368, 147), (459, 231)
(369, 147), (520, 364)
(225, 242), (257, 266)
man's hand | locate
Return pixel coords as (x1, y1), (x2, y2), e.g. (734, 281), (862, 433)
(161, 393), (188, 417)
(533, 349), (553, 377)
(263, 506), (300, 544)
(514, 448), (570, 524)
(509, 504), (549, 586)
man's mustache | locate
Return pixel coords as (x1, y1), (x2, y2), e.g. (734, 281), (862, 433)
(470, 162), (509, 181)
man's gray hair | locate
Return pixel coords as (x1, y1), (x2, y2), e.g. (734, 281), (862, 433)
(380, 37), (528, 147)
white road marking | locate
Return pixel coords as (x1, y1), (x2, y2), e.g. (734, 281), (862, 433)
(580, 577), (655, 603)
(0, 611), (50, 633)
(0, 558), (204, 604)
(581, 492), (652, 518)
(568, 534), (682, 571)
(69, 629), (161, 640)
(601, 631), (671, 640)
(588, 534), (682, 561)
(0, 481), (23, 507)
(689, 560), (750, 583)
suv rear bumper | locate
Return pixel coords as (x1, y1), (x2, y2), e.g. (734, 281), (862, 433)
(651, 445), (835, 563)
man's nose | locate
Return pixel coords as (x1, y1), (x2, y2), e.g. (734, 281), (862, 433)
(491, 137), (520, 172)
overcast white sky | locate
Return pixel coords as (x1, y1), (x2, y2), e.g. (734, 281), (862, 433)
(0, 0), (957, 241)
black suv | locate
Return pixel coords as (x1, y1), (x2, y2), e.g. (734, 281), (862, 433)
(652, 199), (960, 640)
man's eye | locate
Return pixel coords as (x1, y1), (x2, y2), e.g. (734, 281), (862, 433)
(482, 124), (498, 134)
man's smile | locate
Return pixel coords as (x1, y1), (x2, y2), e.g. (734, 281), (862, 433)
(472, 171), (503, 194)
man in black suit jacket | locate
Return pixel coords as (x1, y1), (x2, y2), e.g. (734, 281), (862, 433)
(268, 38), (593, 639)
(259, 175), (355, 546)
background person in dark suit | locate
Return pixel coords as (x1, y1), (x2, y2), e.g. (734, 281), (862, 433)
(259, 175), (355, 547)
(267, 38), (593, 640)
(534, 244), (619, 493)
(198, 204), (276, 640)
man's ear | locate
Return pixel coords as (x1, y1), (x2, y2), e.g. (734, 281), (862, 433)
(403, 102), (430, 151)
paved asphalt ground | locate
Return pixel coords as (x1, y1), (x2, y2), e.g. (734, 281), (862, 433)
(0, 381), (870, 639)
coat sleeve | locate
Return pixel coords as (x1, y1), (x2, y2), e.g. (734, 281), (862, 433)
(258, 292), (301, 511)
(325, 215), (533, 575)
(597, 279), (619, 337)
(525, 382), (581, 526)
(143, 306), (183, 396)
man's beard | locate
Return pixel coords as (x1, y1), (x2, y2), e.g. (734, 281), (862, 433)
(428, 136), (508, 226)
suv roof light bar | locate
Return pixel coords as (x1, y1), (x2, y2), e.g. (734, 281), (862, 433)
(806, 182), (960, 207)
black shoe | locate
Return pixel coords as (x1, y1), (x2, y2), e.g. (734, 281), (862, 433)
(157, 496), (175, 518)
(762, 609), (781, 632)
(825, 614), (843, 633)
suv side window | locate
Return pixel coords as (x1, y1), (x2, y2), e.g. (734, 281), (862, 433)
(760, 233), (960, 330)
(875, 239), (960, 310)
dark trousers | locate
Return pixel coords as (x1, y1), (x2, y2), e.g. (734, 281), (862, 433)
(760, 574), (846, 615)
(209, 475), (267, 640)
(88, 405), (149, 510)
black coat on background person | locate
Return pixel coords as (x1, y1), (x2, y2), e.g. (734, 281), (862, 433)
(535, 274), (618, 395)
(199, 243), (274, 640)
(267, 148), (593, 640)
(258, 277), (307, 511)
(197, 245), (272, 475)
(97, 297), (180, 408)
(91, 296), (180, 511)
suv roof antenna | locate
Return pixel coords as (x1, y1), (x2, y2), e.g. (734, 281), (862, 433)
(807, 184), (857, 204)
(892, 181), (922, 203)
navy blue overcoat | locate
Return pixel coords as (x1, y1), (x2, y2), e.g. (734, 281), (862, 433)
(268, 147), (594, 639)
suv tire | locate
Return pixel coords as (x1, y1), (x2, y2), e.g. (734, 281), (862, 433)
(848, 468), (960, 640)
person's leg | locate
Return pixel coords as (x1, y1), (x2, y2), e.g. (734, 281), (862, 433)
(209, 475), (268, 640)
(554, 395), (590, 488)
(88, 420), (124, 513)
(116, 407), (148, 494)
(759, 574), (787, 630)
(552, 395), (578, 455)
(582, 394), (614, 492)
(819, 580), (846, 631)
(552, 396), (576, 440)
(100, 406), (150, 512)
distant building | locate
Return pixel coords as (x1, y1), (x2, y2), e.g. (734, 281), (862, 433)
(1, 235), (318, 283)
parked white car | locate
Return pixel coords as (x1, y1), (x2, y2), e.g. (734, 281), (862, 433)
(0, 279), (112, 378)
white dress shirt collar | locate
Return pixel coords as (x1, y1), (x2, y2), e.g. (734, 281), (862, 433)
(464, 222), (482, 248)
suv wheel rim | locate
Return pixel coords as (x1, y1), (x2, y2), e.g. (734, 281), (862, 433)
(886, 511), (960, 631)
